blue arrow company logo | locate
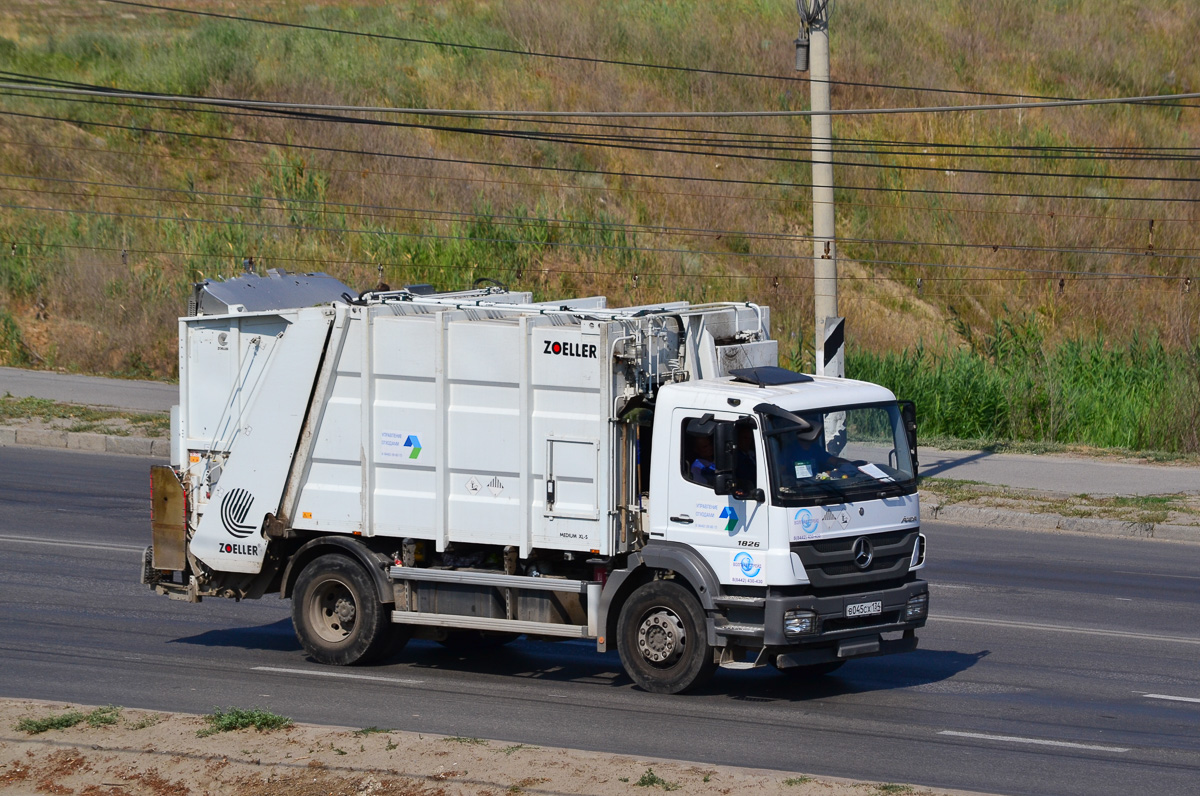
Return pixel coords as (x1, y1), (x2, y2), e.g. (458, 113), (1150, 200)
(404, 435), (422, 459)
(719, 506), (739, 532)
(733, 551), (761, 578)
(795, 508), (818, 534)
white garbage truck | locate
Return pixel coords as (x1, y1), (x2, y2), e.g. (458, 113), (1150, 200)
(143, 271), (928, 693)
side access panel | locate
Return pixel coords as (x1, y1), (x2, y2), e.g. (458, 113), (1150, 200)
(290, 306), (613, 557)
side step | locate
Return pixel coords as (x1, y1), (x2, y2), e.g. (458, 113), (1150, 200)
(388, 566), (602, 638)
(390, 611), (590, 638)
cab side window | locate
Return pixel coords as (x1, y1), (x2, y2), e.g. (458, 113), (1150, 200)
(681, 420), (716, 489)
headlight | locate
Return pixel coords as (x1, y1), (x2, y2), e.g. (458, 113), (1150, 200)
(905, 593), (928, 620)
(783, 609), (819, 638)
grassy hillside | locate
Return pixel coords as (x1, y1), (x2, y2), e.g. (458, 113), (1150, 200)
(1, 0), (1197, 448)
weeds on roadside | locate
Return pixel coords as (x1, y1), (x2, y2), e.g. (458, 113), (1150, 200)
(126, 713), (164, 730)
(197, 707), (293, 737)
(501, 744), (537, 755)
(920, 477), (1197, 524)
(16, 705), (121, 734)
(353, 726), (391, 736)
(635, 768), (680, 790)
(0, 396), (169, 436)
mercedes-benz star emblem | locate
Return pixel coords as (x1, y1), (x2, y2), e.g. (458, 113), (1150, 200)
(852, 537), (874, 569)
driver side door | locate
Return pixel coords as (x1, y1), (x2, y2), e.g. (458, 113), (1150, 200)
(666, 409), (768, 585)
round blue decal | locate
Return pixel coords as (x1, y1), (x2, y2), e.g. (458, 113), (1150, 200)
(734, 551), (762, 578)
(795, 508), (818, 534)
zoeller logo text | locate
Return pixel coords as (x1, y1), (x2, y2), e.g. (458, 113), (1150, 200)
(543, 340), (597, 358)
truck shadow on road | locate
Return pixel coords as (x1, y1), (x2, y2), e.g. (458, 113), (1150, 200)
(919, 449), (994, 479)
(387, 640), (990, 700)
(169, 625), (988, 701)
(713, 648), (991, 701)
(169, 618), (303, 652)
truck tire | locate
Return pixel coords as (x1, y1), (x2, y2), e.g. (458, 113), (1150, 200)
(617, 580), (716, 694)
(292, 554), (396, 666)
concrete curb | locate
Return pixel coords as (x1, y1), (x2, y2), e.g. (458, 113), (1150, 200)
(926, 502), (1198, 543)
(0, 426), (169, 458)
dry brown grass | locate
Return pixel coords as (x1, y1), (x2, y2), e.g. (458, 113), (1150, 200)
(0, 0), (1196, 378)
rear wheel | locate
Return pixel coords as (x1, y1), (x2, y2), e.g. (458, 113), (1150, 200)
(617, 580), (716, 694)
(292, 554), (397, 665)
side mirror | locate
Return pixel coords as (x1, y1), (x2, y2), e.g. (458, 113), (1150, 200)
(899, 400), (919, 470)
(713, 421), (736, 495)
(736, 487), (766, 503)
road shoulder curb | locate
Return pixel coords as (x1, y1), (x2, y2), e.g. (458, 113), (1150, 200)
(925, 502), (1198, 542)
(0, 426), (168, 458)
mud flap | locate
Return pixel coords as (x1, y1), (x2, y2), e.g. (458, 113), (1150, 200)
(150, 465), (186, 571)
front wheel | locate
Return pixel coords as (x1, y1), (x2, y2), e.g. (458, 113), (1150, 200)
(292, 554), (396, 665)
(617, 580), (716, 694)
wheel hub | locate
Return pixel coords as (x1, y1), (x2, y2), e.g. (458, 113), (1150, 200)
(637, 609), (686, 665)
(309, 579), (357, 643)
(334, 597), (356, 625)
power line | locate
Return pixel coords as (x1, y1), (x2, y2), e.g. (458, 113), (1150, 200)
(8, 68), (1198, 156)
(4, 201), (1192, 280)
(8, 79), (1198, 169)
(84, 0), (1099, 103)
(3, 135), (1195, 227)
(6, 79), (1200, 119)
(96, 0), (1200, 115)
(4, 102), (1200, 200)
(3, 173), (1195, 261)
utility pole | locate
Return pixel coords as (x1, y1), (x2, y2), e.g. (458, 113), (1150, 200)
(795, 1), (843, 379)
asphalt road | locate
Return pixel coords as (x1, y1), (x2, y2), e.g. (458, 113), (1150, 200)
(918, 447), (1200, 496)
(0, 366), (176, 413)
(2, 447), (1199, 795)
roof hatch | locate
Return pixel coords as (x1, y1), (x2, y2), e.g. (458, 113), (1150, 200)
(728, 367), (814, 387)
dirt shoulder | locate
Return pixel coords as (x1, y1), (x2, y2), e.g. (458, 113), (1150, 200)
(0, 699), (980, 796)
(920, 479), (1200, 531)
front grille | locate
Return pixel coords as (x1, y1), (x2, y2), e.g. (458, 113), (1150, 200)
(808, 529), (910, 553)
(792, 530), (917, 591)
(818, 553), (909, 577)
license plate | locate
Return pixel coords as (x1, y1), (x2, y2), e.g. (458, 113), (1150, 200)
(846, 600), (882, 618)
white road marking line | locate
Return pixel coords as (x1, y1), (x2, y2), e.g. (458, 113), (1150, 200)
(252, 665), (423, 685)
(1143, 693), (1200, 704)
(1113, 570), (1200, 582)
(0, 534), (142, 552)
(938, 731), (1129, 753)
(930, 614), (1200, 646)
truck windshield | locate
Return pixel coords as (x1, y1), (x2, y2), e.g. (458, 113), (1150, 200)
(762, 402), (915, 505)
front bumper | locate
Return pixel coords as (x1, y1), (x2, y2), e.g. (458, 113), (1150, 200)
(759, 579), (927, 664)
(773, 630), (918, 669)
